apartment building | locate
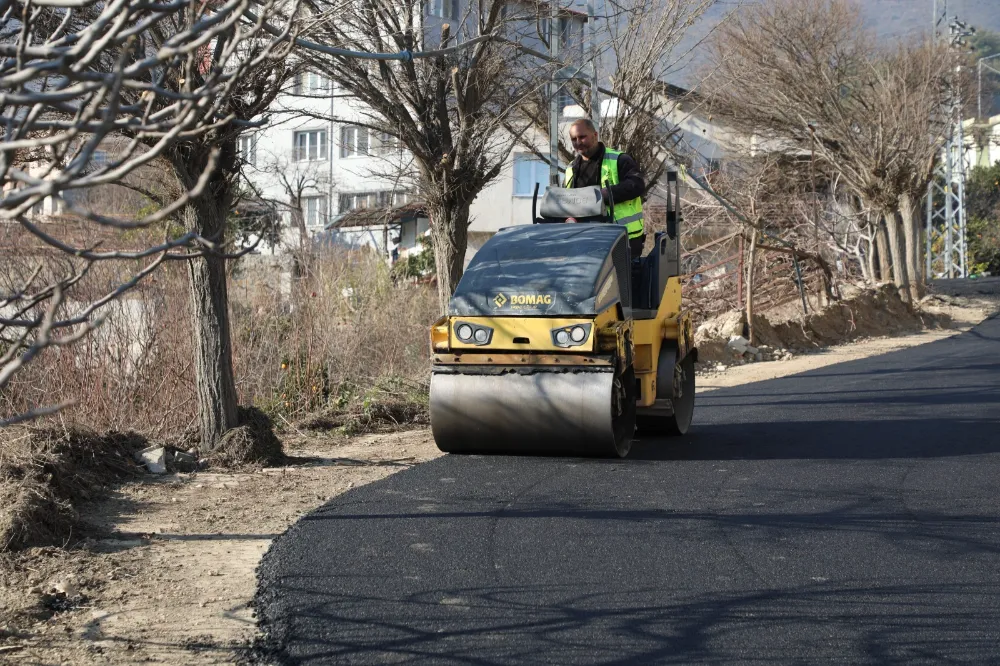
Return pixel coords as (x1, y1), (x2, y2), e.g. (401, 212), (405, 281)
(242, 0), (588, 261)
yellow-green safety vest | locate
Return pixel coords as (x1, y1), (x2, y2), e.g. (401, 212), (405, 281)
(564, 148), (644, 239)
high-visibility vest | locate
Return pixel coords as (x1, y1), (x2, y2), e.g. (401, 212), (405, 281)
(564, 148), (644, 239)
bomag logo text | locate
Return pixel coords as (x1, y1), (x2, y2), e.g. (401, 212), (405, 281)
(494, 293), (553, 308)
(510, 294), (552, 305)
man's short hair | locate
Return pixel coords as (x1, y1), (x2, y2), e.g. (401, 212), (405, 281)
(570, 118), (597, 134)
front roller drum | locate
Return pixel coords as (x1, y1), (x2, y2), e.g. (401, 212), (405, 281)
(430, 367), (636, 458)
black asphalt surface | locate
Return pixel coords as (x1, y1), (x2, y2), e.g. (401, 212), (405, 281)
(253, 313), (1000, 665)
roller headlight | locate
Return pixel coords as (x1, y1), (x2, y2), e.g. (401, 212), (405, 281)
(551, 323), (592, 348)
(453, 321), (493, 346)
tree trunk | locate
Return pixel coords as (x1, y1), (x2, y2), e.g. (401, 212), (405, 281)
(185, 200), (239, 451)
(864, 234), (877, 285)
(291, 205), (308, 252)
(885, 212), (910, 304)
(744, 229), (759, 346)
(289, 201), (309, 281)
(430, 202), (471, 311)
(899, 194), (924, 301)
(875, 217), (891, 282)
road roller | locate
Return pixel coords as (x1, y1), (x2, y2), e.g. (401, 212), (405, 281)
(428, 171), (696, 458)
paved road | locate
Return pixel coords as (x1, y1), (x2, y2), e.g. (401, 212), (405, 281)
(253, 314), (1000, 665)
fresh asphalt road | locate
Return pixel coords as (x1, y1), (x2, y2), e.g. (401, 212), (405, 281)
(254, 314), (1000, 665)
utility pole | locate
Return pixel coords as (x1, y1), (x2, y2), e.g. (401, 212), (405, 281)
(979, 54), (1000, 121)
(926, 1), (974, 279)
(549, 3), (560, 188)
(587, 0), (599, 133)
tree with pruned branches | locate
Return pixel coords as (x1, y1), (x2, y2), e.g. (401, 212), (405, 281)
(296, 0), (549, 307)
(703, 0), (958, 303)
(513, 0), (717, 200)
(0, 0), (297, 434)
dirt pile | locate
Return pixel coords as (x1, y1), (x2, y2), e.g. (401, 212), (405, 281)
(695, 284), (951, 366)
(209, 407), (284, 469)
(0, 429), (144, 552)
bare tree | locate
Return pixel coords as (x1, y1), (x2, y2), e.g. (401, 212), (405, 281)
(511, 0), (717, 198)
(119, 0), (302, 448)
(703, 0), (956, 303)
(298, 0), (544, 306)
(253, 147), (330, 252)
(0, 0), (294, 425)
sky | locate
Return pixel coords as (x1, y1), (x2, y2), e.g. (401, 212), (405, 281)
(665, 0), (1000, 87)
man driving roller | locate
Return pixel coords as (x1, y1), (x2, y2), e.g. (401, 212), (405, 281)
(564, 118), (646, 257)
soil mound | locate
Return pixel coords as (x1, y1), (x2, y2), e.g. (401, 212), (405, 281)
(695, 284), (950, 365)
(209, 407), (284, 468)
(0, 429), (144, 552)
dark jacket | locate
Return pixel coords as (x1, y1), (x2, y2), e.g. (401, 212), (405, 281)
(567, 143), (645, 205)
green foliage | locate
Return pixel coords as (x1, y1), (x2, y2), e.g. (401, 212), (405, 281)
(966, 162), (1000, 220)
(971, 29), (1000, 61)
(968, 215), (1000, 275)
(227, 182), (282, 249)
(391, 233), (436, 280)
(966, 162), (1000, 275)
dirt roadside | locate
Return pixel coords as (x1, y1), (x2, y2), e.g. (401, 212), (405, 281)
(699, 286), (1000, 391)
(1, 285), (998, 665)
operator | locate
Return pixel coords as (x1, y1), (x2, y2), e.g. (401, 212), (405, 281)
(564, 118), (646, 257)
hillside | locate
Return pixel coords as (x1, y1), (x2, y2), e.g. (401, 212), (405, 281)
(861, 0), (999, 37)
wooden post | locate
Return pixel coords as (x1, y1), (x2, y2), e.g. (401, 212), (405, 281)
(745, 230), (758, 345)
(737, 234), (745, 309)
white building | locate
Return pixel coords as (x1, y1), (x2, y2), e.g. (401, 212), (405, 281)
(966, 113), (1000, 169)
(241, 1), (589, 262)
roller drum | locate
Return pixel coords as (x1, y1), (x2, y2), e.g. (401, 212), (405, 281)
(430, 368), (632, 457)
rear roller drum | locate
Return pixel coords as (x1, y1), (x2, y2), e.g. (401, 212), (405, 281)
(637, 352), (695, 436)
(664, 353), (695, 435)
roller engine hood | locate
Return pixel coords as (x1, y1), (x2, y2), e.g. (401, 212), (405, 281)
(448, 224), (629, 317)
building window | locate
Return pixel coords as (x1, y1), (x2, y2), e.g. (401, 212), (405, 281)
(559, 18), (579, 51)
(91, 150), (107, 167)
(513, 154), (551, 196)
(427, 0), (457, 19)
(338, 190), (409, 213)
(293, 130), (327, 162)
(238, 134), (257, 167)
(340, 126), (370, 158)
(293, 71), (329, 95)
(302, 195), (328, 227)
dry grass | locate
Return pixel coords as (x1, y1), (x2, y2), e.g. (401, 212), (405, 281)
(231, 248), (438, 424)
(1, 245), (439, 442)
(297, 375), (430, 435)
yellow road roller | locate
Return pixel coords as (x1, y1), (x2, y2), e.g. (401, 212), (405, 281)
(428, 172), (696, 458)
